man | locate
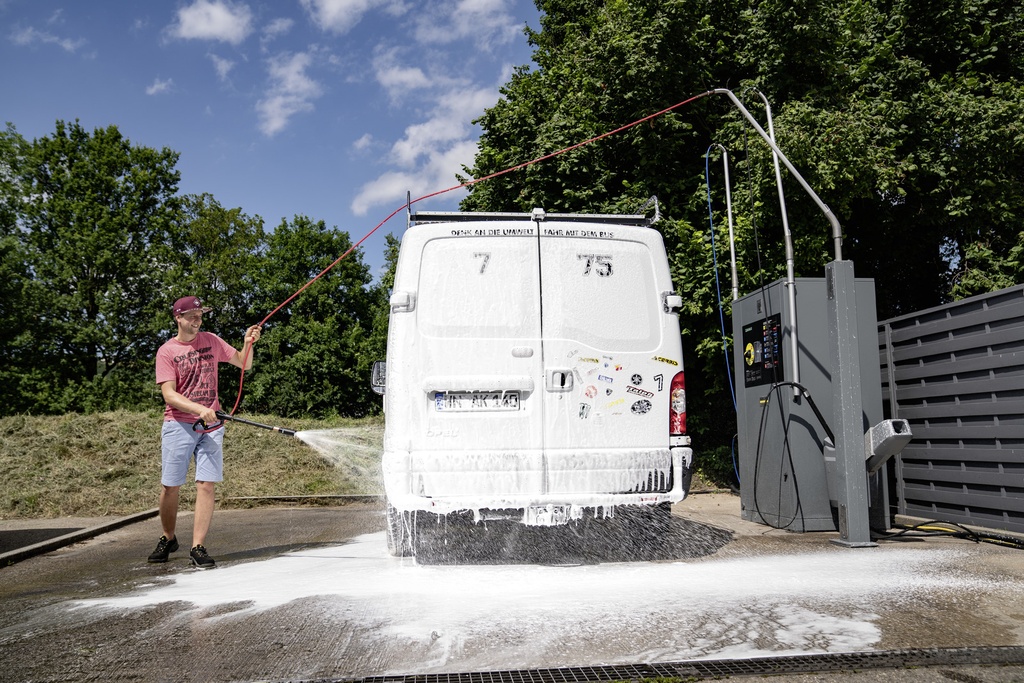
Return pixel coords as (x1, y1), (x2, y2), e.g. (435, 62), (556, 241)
(148, 295), (262, 569)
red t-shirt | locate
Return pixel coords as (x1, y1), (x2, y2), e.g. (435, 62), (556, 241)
(155, 331), (237, 422)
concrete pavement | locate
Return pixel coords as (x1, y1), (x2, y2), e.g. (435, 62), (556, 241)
(1, 493), (1023, 681)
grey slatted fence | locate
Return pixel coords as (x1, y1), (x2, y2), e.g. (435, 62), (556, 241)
(879, 284), (1024, 535)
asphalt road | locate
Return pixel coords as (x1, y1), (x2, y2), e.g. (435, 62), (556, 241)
(1, 496), (1023, 682)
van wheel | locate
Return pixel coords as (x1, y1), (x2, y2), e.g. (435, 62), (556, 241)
(386, 502), (413, 557)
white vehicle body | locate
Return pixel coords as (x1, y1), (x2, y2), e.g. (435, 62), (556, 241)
(374, 209), (692, 555)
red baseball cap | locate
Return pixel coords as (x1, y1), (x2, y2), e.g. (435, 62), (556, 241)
(172, 296), (213, 317)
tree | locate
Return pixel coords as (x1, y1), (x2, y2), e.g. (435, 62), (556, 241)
(10, 120), (181, 414)
(241, 216), (378, 418)
(0, 125), (35, 413)
(363, 233), (400, 367)
(461, 0), (1024, 483)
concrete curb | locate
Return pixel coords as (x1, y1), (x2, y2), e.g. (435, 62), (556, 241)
(0, 508), (159, 568)
(219, 493), (384, 506)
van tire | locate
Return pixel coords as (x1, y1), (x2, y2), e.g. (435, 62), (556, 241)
(386, 502), (413, 557)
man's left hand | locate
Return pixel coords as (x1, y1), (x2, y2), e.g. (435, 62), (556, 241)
(245, 325), (262, 345)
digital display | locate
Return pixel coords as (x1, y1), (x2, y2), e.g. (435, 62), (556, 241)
(742, 313), (785, 387)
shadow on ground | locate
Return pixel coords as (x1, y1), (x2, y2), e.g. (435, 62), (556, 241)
(412, 507), (734, 565)
(0, 527), (84, 555)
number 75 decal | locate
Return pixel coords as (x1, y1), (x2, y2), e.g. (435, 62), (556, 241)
(578, 254), (613, 277)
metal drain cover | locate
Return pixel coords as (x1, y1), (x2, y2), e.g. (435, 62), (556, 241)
(328, 646), (1024, 683)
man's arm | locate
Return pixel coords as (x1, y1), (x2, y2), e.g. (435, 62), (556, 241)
(228, 324), (262, 370)
(160, 380), (218, 426)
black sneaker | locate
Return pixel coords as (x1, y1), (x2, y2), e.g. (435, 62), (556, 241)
(147, 535), (179, 563)
(190, 544), (216, 570)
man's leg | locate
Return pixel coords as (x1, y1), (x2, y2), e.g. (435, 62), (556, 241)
(159, 485), (181, 540)
(153, 420), (194, 555)
(189, 427), (223, 568)
(193, 480), (215, 547)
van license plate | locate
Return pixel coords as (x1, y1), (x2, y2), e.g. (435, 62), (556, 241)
(434, 392), (520, 412)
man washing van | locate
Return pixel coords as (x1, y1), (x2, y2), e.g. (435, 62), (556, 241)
(148, 296), (262, 569)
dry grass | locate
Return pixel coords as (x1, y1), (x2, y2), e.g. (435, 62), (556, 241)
(0, 410), (384, 519)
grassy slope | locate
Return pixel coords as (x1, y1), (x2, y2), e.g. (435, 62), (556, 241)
(0, 410), (384, 519)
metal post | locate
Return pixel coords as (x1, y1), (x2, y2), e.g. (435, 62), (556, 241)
(825, 260), (874, 547)
(713, 144), (739, 302)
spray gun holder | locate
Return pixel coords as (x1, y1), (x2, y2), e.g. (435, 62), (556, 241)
(865, 419), (912, 474)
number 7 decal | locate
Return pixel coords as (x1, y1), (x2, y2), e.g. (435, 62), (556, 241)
(474, 252), (491, 274)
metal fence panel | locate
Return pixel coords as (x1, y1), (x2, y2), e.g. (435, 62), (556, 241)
(879, 284), (1024, 535)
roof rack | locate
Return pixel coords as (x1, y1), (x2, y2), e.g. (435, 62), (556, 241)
(409, 209), (651, 228)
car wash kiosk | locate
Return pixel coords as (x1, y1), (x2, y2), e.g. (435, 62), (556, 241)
(714, 89), (911, 547)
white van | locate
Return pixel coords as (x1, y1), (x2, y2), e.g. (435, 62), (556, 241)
(371, 208), (692, 558)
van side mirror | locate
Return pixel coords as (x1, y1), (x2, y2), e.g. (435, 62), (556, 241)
(663, 292), (683, 313)
(390, 291), (415, 312)
(371, 361), (386, 395)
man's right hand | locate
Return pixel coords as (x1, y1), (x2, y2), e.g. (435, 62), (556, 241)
(198, 407), (219, 426)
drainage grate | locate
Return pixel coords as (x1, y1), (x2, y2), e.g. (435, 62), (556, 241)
(316, 646), (1024, 683)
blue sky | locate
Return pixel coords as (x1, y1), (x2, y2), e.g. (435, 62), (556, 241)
(1, 0), (542, 277)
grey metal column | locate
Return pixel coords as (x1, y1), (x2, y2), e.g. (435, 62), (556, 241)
(826, 260), (874, 547)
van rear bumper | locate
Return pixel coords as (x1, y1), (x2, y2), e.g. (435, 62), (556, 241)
(383, 446), (693, 524)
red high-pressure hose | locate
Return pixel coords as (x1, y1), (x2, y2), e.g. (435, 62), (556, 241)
(215, 90), (716, 424)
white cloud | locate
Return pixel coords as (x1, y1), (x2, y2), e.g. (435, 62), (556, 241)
(353, 133), (374, 151)
(413, 0), (520, 49)
(374, 59), (430, 92)
(300, 0), (408, 34)
(350, 141), (479, 216)
(350, 84), (497, 215)
(208, 53), (235, 81)
(261, 17), (293, 46)
(169, 0), (254, 45)
(146, 77), (174, 95)
(371, 46), (469, 103)
(256, 51), (323, 136)
(10, 26), (86, 53)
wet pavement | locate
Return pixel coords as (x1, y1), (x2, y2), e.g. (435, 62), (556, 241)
(1, 494), (1023, 682)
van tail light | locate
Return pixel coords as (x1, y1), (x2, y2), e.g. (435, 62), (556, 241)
(669, 371), (686, 435)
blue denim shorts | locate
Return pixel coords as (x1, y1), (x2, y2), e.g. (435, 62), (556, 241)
(161, 420), (225, 486)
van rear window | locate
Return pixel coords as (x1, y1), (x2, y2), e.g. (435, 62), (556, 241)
(418, 237), (541, 339)
(540, 238), (660, 351)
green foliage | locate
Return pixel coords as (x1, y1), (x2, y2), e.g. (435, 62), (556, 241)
(3, 120), (181, 414)
(363, 232), (401, 366)
(167, 193), (265, 326)
(462, 0), (1024, 484)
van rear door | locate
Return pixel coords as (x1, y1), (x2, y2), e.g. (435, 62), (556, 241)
(407, 225), (546, 501)
(538, 223), (676, 497)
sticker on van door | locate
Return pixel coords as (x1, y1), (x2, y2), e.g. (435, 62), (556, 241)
(627, 386), (654, 399)
(631, 399), (652, 415)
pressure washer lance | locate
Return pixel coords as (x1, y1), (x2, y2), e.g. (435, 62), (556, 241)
(192, 410), (297, 437)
